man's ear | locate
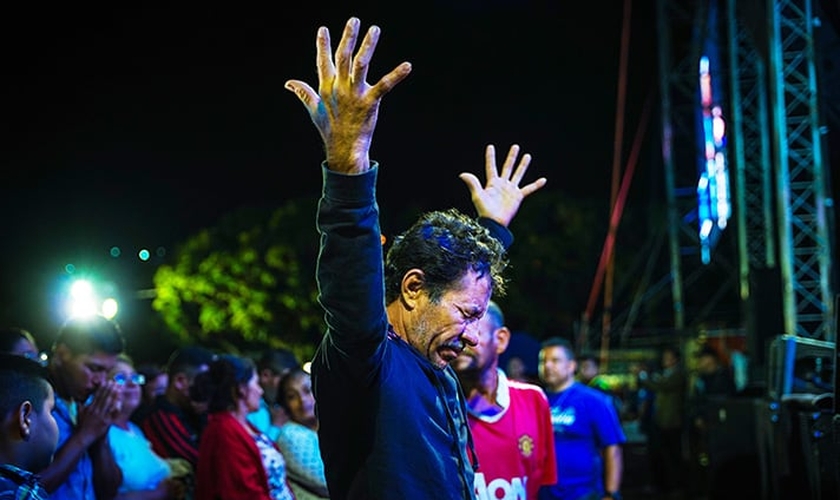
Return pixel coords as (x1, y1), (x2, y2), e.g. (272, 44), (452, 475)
(17, 400), (34, 441)
(400, 269), (426, 310)
(495, 326), (512, 355)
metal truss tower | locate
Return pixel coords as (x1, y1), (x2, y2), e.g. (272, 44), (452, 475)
(656, 0), (834, 341)
(767, 0), (834, 340)
(727, 0), (776, 291)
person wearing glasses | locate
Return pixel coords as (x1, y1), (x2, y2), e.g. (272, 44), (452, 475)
(39, 314), (125, 500)
(108, 354), (187, 500)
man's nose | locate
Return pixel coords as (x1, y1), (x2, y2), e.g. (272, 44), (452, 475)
(461, 327), (479, 348)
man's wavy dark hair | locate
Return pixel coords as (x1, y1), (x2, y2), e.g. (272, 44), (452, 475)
(384, 208), (508, 304)
(53, 314), (125, 356)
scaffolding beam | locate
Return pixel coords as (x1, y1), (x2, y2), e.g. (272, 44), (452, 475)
(767, 0), (834, 340)
(728, 0), (776, 303)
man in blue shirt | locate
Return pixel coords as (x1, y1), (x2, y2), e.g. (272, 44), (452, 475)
(39, 315), (125, 500)
(538, 337), (626, 500)
(0, 353), (59, 500)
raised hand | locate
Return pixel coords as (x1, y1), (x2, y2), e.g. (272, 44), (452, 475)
(459, 144), (548, 227)
(285, 17), (412, 173)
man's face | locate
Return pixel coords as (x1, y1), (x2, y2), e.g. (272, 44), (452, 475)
(53, 346), (119, 402)
(539, 346), (576, 391)
(143, 373), (168, 403)
(662, 350), (678, 369)
(452, 310), (501, 375)
(505, 357), (526, 381)
(697, 354), (716, 375)
(407, 270), (492, 369)
(578, 359), (599, 382)
(179, 364), (209, 414)
(29, 383), (59, 472)
(259, 368), (283, 404)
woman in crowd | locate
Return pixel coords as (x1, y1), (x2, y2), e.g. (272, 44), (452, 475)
(275, 368), (328, 499)
(194, 354), (295, 500)
(108, 354), (187, 500)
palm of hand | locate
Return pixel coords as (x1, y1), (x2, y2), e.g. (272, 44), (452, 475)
(460, 144), (547, 227)
(471, 177), (526, 224)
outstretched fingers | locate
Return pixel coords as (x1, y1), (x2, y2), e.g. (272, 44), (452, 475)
(510, 151), (533, 186)
(352, 25), (380, 88)
(284, 80), (320, 114)
(488, 142), (547, 196)
(315, 26), (336, 96)
(334, 18), (360, 85)
(520, 177), (548, 197)
(370, 62), (413, 100)
(500, 144), (521, 181)
(484, 144), (498, 182)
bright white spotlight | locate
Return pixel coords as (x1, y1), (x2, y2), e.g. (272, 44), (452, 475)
(101, 298), (119, 319)
(68, 279), (98, 318)
(70, 297), (98, 318)
(70, 279), (94, 300)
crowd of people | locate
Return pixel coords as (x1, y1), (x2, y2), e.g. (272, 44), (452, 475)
(0, 306), (735, 500)
(0, 16), (741, 500)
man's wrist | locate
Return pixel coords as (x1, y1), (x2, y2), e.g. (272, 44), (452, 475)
(478, 217), (513, 249)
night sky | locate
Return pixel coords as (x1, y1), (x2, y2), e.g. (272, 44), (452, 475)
(10, 2), (838, 347)
(0, 2), (661, 342)
(0, 0), (840, 352)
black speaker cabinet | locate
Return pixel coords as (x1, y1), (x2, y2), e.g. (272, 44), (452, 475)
(702, 397), (763, 499)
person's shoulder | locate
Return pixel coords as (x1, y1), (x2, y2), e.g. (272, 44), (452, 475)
(589, 376), (612, 391)
(202, 413), (245, 443)
(277, 421), (315, 442)
(575, 382), (611, 400)
(278, 420), (303, 433)
(0, 464), (24, 486)
(147, 396), (182, 418)
(507, 378), (544, 392)
(0, 465), (45, 499)
(508, 379), (549, 400)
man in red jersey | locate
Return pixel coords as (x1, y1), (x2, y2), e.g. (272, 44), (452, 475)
(453, 301), (557, 500)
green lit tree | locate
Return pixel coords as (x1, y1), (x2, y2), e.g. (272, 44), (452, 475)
(151, 189), (657, 358)
(152, 198), (323, 359)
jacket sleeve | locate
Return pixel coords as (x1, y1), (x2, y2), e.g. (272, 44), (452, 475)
(316, 164), (389, 357)
(478, 217), (513, 249)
